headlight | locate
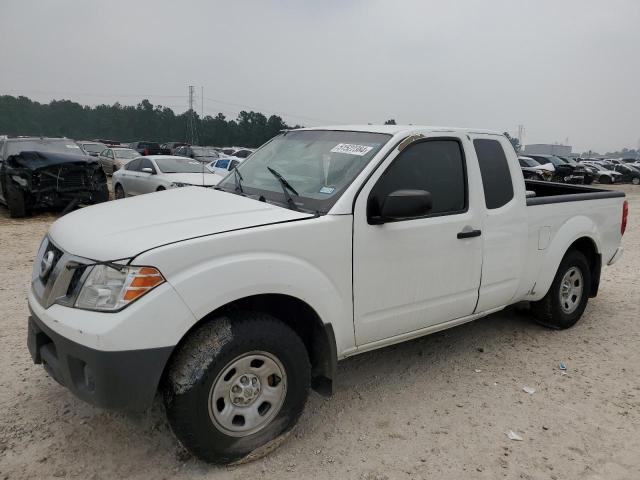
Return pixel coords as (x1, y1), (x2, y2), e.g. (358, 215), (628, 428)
(11, 175), (28, 187)
(75, 265), (164, 311)
(170, 182), (192, 188)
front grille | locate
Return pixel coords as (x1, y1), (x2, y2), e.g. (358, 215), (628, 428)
(66, 266), (87, 297)
(32, 237), (92, 308)
(36, 167), (88, 190)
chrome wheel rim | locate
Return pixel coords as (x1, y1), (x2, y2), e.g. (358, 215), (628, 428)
(208, 351), (287, 437)
(559, 266), (583, 314)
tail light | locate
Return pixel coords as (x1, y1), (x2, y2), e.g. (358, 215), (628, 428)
(144, 148), (149, 155)
(621, 200), (628, 236)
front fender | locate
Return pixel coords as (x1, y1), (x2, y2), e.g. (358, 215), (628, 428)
(527, 215), (601, 301)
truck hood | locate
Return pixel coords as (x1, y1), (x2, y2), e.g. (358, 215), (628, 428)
(48, 187), (313, 260)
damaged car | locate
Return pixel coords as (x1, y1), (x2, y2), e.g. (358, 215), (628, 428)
(0, 137), (109, 218)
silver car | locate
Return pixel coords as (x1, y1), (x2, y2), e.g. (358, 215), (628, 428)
(97, 147), (140, 175)
(112, 155), (224, 198)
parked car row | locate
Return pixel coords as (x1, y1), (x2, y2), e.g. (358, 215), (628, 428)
(517, 153), (640, 186)
(0, 134), (256, 217)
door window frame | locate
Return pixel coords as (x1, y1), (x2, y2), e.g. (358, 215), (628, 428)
(365, 136), (469, 222)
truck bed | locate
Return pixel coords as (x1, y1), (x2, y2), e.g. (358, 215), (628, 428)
(525, 180), (625, 206)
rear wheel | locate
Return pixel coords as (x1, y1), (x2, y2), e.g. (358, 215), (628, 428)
(632, 177), (640, 185)
(114, 184), (125, 199)
(156, 186), (166, 191)
(164, 312), (310, 464)
(531, 250), (591, 329)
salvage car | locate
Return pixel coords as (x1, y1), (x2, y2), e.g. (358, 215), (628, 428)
(129, 141), (169, 156)
(580, 161), (622, 184)
(97, 147), (140, 175)
(526, 153), (586, 183)
(0, 137), (108, 217)
(518, 155), (554, 181)
(27, 125), (626, 463)
(174, 145), (220, 163)
(112, 155), (224, 198)
(77, 141), (107, 157)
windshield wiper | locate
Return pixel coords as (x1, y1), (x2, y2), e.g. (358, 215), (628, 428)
(233, 166), (244, 193)
(267, 166), (299, 211)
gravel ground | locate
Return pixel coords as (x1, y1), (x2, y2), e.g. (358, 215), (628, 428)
(1, 185), (639, 480)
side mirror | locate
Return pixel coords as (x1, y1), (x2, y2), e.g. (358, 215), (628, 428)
(369, 189), (433, 224)
(141, 167), (154, 174)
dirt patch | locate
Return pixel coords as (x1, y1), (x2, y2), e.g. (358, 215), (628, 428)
(1, 185), (639, 479)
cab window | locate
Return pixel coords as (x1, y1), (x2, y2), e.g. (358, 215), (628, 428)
(368, 139), (467, 219)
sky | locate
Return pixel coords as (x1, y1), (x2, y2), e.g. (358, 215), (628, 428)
(1, 0), (638, 153)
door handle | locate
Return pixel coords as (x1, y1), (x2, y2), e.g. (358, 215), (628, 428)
(457, 229), (481, 239)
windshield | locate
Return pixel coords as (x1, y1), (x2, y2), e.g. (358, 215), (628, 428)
(191, 147), (219, 158)
(81, 143), (106, 154)
(542, 156), (565, 167)
(560, 157), (578, 166)
(218, 130), (391, 213)
(519, 157), (539, 167)
(113, 149), (139, 159)
(7, 139), (84, 157)
(590, 164), (606, 171)
(155, 157), (207, 173)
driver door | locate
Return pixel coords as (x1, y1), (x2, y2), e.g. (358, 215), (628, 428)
(353, 136), (483, 346)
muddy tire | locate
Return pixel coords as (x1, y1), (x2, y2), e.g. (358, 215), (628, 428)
(6, 185), (28, 218)
(163, 312), (310, 464)
(531, 250), (591, 329)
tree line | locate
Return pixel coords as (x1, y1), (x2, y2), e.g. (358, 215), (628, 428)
(0, 95), (301, 148)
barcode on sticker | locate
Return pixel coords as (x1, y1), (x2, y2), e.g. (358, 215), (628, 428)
(330, 143), (374, 156)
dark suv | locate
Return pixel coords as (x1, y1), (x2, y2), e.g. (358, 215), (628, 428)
(0, 137), (108, 217)
(130, 141), (170, 156)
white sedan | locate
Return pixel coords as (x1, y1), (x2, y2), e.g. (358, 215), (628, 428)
(206, 157), (243, 176)
(113, 155), (225, 198)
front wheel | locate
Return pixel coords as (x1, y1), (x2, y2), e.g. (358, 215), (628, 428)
(632, 177), (640, 185)
(531, 250), (591, 329)
(164, 312), (310, 464)
(114, 184), (125, 199)
(6, 184), (28, 218)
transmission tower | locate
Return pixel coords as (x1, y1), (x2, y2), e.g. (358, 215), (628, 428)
(187, 85), (198, 145)
(517, 124), (525, 145)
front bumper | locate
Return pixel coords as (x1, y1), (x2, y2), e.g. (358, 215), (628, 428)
(28, 310), (172, 411)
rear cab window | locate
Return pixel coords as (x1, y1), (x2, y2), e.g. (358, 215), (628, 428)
(473, 139), (514, 209)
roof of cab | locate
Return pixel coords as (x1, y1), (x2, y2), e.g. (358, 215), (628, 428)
(293, 124), (502, 136)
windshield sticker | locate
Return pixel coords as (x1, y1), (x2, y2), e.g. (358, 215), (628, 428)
(319, 186), (335, 194)
(330, 143), (374, 156)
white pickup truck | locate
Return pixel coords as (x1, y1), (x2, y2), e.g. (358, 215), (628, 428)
(27, 125), (627, 463)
